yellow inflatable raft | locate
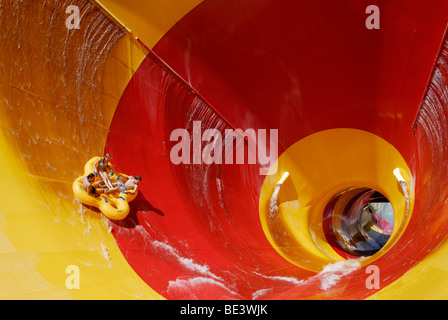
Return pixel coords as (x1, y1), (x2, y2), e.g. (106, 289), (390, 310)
(73, 157), (138, 220)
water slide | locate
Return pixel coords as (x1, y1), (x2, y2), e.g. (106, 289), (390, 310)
(2, 0), (448, 300)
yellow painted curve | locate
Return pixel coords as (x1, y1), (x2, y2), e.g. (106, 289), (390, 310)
(95, 0), (203, 47)
(259, 129), (414, 272)
(2, 0), (448, 300)
(0, 0), (199, 299)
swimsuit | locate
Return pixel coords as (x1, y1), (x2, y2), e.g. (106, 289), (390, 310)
(82, 179), (99, 197)
(117, 181), (126, 192)
(98, 159), (108, 172)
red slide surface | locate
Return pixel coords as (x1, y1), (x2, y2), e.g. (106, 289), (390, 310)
(104, 0), (448, 299)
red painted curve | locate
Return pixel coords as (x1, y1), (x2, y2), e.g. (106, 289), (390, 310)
(105, 0), (448, 299)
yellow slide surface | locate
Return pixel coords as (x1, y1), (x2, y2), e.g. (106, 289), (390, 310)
(2, 0), (448, 300)
(0, 0), (192, 299)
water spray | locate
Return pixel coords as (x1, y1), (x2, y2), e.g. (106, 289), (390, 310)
(269, 172), (290, 216)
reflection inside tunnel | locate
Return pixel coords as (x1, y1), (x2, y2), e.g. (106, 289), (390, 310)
(323, 188), (395, 258)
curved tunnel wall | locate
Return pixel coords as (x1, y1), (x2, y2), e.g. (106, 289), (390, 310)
(1, 0), (448, 299)
(0, 0), (160, 299)
(105, 0), (448, 299)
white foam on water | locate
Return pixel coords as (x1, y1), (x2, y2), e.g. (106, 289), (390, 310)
(101, 243), (111, 261)
(268, 184), (281, 216)
(252, 288), (273, 300)
(399, 181), (410, 217)
(151, 240), (222, 281)
(317, 259), (361, 291)
(252, 258), (362, 297)
(253, 271), (304, 286)
(166, 276), (241, 299)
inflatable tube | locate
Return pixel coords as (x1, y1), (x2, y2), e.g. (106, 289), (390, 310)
(73, 157), (138, 220)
